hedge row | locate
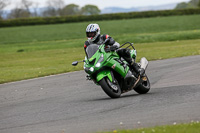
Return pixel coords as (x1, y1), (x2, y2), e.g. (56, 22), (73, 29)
(0, 8), (200, 27)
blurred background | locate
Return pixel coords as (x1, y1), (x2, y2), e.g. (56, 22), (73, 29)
(1, 0), (199, 19)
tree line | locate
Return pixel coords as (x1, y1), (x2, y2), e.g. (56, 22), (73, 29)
(1, 0), (200, 20)
(0, 0), (101, 19)
(175, 0), (200, 9)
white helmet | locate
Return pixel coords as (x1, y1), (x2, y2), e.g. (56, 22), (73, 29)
(86, 24), (100, 42)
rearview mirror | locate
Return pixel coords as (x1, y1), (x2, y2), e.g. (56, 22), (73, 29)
(72, 61), (78, 66)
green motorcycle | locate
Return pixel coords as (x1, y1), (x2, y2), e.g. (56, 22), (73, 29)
(72, 41), (150, 98)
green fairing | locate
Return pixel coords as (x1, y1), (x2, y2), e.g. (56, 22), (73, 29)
(96, 70), (112, 82)
(130, 49), (137, 59)
(84, 44), (135, 83)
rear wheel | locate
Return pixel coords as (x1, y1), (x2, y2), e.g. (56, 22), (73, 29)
(99, 77), (121, 98)
(134, 75), (150, 94)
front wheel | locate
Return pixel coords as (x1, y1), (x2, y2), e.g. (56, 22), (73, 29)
(99, 77), (121, 98)
(134, 75), (150, 94)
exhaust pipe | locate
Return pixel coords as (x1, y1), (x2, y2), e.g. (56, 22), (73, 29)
(140, 57), (148, 70)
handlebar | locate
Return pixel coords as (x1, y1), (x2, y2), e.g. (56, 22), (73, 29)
(119, 42), (135, 50)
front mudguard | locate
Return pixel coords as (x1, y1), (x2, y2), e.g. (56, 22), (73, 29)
(96, 70), (113, 83)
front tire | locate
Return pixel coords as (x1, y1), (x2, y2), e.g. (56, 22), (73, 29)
(134, 75), (150, 94)
(99, 77), (121, 98)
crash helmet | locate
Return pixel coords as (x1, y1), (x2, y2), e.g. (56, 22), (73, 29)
(86, 24), (100, 42)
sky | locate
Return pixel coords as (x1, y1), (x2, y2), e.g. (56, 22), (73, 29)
(6, 0), (191, 10)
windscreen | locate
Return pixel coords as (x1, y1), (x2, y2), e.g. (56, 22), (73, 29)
(86, 44), (99, 59)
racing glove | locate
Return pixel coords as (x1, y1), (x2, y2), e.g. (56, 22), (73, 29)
(105, 45), (118, 52)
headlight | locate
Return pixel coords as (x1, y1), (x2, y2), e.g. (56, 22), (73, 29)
(89, 67), (94, 72)
(95, 63), (101, 67)
(95, 54), (104, 68)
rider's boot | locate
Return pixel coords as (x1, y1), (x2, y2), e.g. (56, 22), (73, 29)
(129, 59), (145, 77)
(127, 58), (145, 88)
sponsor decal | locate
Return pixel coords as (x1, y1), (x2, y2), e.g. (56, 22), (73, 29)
(112, 64), (116, 69)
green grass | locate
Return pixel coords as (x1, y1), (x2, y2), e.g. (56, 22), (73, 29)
(100, 121), (200, 133)
(0, 14), (200, 84)
(0, 15), (200, 44)
(115, 30), (200, 44)
(0, 46), (85, 83)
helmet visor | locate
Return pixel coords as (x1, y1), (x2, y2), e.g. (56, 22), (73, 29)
(86, 32), (96, 38)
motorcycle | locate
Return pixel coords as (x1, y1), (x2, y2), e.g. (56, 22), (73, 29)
(72, 40), (150, 98)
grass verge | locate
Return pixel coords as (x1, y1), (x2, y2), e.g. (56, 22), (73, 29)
(99, 121), (200, 133)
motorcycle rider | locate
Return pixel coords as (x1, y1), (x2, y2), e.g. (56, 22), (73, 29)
(84, 23), (144, 77)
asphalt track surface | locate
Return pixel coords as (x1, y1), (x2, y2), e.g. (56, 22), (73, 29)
(0, 55), (200, 133)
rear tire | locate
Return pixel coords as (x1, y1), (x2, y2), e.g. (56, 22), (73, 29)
(99, 77), (121, 98)
(134, 75), (150, 94)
